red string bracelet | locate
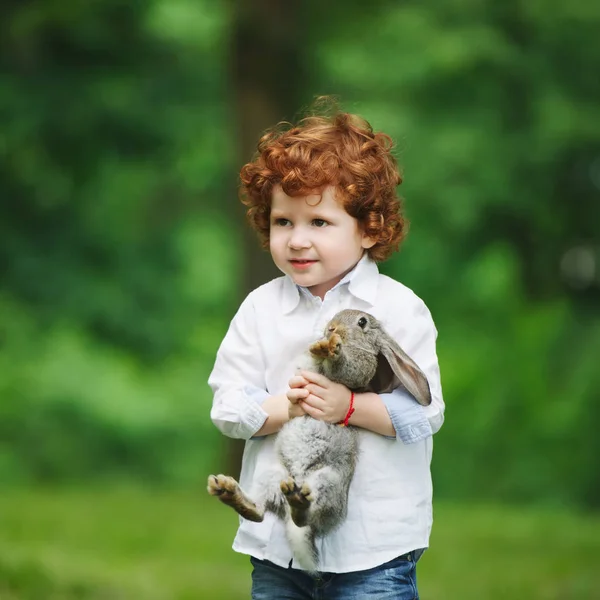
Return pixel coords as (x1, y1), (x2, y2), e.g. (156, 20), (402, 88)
(339, 391), (355, 427)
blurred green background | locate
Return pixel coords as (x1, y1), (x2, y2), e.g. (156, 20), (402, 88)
(1, 0), (599, 598)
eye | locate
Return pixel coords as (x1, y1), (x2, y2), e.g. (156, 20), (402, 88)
(357, 316), (367, 329)
(273, 218), (291, 227)
(312, 219), (329, 227)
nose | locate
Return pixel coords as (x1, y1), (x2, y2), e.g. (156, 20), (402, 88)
(288, 227), (311, 250)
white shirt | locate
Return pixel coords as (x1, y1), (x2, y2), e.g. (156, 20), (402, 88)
(208, 254), (445, 572)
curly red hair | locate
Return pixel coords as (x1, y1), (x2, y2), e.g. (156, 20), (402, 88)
(239, 104), (408, 262)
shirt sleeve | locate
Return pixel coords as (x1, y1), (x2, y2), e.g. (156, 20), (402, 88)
(381, 297), (445, 443)
(208, 293), (269, 440)
(380, 388), (433, 443)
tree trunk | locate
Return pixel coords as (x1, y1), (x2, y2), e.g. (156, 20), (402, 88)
(225, 0), (309, 476)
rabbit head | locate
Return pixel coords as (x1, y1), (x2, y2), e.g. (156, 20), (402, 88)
(309, 309), (432, 406)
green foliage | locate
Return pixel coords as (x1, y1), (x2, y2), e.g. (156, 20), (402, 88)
(1, 0), (599, 511)
(0, 294), (226, 484)
(0, 0), (237, 485)
(0, 0), (235, 360)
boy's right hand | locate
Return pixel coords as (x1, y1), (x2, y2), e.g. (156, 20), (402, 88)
(287, 375), (309, 419)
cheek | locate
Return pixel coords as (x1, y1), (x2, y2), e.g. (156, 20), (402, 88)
(269, 230), (284, 253)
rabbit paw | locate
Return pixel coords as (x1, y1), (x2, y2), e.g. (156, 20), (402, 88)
(207, 474), (264, 522)
(280, 476), (296, 497)
(309, 339), (331, 359)
(281, 478), (313, 527)
(328, 333), (342, 357)
(207, 474), (239, 499)
(309, 333), (342, 359)
(281, 478), (313, 508)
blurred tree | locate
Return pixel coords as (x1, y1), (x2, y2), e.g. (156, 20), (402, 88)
(230, 0), (314, 291)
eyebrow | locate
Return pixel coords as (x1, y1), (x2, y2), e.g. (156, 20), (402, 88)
(270, 208), (335, 219)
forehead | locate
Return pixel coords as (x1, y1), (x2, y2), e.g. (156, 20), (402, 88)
(271, 185), (347, 216)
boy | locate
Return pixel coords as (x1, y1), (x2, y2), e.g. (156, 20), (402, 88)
(209, 105), (444, 599)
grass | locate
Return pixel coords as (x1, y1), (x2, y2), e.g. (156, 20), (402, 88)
(0, 487), (599, 599)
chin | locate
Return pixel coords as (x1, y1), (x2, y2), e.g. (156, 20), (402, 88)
(293, 276), (315, 285)
(294, 276), (319, 288)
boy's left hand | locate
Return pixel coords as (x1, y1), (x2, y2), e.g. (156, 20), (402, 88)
(298, 371), (353, 424)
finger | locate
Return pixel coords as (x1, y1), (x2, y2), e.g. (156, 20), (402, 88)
(304, 383), (327, 398)
(287, 388), (309, 403)
(288, 387), (309, 398)
(289, 375), (309, 388)
(299, 401), (325, 420)
(302, 393), (327, 411)
(300, 370), (329, 386)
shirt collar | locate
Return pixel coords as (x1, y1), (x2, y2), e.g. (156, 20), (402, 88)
(281, 253), (380, 314)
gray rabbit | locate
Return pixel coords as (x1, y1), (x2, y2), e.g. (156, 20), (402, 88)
(207, 309), (431, 571)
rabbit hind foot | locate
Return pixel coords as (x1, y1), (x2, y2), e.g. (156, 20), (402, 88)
(207, 474), (264, 522)
(281, 477), (313, 527)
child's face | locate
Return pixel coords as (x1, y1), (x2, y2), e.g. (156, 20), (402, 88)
(269, 185), (375, 299)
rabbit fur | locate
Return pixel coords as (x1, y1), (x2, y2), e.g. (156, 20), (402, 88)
(207, 309), (431, 572)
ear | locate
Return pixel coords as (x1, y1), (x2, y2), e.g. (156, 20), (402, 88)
(367, 335), (432, 406)
(361, 233), (376, 250)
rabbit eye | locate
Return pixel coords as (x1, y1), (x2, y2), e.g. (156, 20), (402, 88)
(357, 316), (367, 329)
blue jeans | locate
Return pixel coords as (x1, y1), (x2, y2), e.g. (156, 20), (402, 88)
(250, 550), (425, 600)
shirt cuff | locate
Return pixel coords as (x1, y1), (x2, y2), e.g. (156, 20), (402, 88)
(380, 388), (433, 444)
(242, 385), (270, 438)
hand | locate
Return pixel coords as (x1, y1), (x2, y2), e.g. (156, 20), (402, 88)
(287, 375), (310, 404)
(297, 371), (353, 424)
(288, 400), (307, 420)
(287, 374), (309, 420)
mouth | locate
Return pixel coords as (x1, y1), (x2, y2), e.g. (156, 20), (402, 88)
(289, 259), (318, 270)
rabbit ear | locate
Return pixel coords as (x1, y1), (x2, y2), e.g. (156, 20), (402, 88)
(367, 334), (432, 406)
